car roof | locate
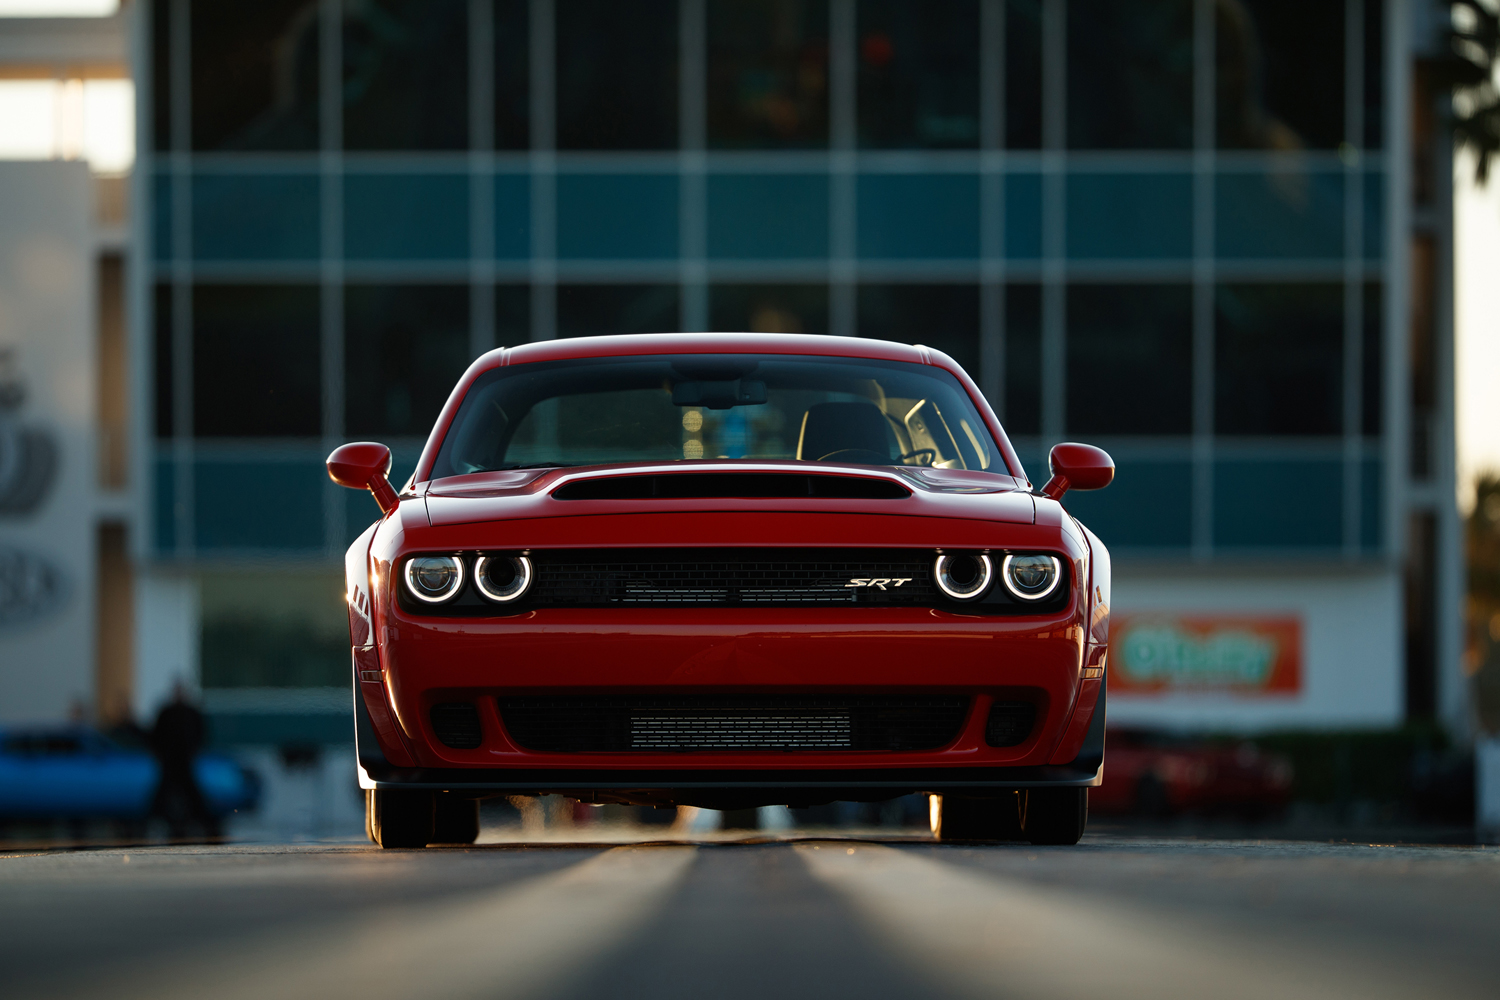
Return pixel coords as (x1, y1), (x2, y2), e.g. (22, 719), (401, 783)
(483, 332), (932, 369)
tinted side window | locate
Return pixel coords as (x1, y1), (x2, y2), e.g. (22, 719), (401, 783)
(857, 0), (980, 149)
(191, 0), (320, 151)
(1067, 0), (1194, 149)
(556, 0), (678, 150)
(345, 285), (471, 437)
(1215, 283), (1343, 436)
(707, 0), (830, 148)
(193, 284), (321, 437)
(343, 0), (469, 151)
(1067, 283), (1193, 435)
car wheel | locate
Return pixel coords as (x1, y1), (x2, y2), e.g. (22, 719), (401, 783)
(364, 790), (378, 845)
(371, 790), (434, 849)
(931, 792), (1024, 842)
(1021, 787), (1087, 845)
(432, 794), (480, 845)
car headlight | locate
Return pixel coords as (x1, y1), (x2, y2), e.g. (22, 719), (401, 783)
(1002, 553), (1062, 601)
(474, 554), (533, 603)
(403, 555), (465, 604)
(934, 552), (993, 601)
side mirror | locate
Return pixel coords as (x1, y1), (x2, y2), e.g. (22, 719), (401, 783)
(327, 441), (400, 515)
(1040, 442), (1114, 500)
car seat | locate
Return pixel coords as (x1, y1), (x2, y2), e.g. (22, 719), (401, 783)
(796, 402), (893, 463)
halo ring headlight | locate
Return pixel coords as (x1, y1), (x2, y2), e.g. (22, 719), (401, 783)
(403, 555), (465, 604)
(934, 553), (993, 601)
(474, 555), (534, 603)
(1001, 553), (1062, 601)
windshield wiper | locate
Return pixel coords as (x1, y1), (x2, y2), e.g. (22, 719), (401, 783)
(495, 462), (573, 470)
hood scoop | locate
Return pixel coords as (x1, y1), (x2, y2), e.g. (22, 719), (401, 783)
(551, 472), (910, 501)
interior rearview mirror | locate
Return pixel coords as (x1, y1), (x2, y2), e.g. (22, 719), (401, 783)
(671, 379), (767, 409)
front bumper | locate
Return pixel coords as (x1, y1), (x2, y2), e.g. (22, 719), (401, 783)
(353, 607), (1105, 806)
(354, 691), (1106, 807)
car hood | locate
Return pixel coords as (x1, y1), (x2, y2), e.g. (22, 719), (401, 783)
(418, 461), (1037, 528)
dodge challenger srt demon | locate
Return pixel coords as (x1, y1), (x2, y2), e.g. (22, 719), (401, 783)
(327, 332), (1114, 848)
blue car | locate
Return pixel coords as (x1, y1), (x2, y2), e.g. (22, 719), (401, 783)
(0, 726), (259, 821)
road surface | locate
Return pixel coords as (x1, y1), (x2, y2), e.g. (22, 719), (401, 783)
(3, 834), (1496, 1000)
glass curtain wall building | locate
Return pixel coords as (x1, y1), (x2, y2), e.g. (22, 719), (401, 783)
(136, 0), (1454, 733)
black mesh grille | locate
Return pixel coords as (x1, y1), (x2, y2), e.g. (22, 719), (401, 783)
(553, 473), (909, 501)
(527, 549), (934, 606)
(985, 702), (1036, 747)
(499, 696), (970, 753)
(431, 702), (483, 749)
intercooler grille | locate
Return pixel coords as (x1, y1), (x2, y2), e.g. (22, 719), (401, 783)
(498, 695), (970, 753)
(526, 549), (936, 607)
(430, 702), (483, 749)
(984, 701), (1037, 747)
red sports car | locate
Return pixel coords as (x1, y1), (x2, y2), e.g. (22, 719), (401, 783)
(328, 333), (1115, 847)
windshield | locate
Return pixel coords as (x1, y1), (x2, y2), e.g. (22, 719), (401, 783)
(428, 353), (1002, 479)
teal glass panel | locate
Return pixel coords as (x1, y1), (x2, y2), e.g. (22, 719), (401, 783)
(1362, 456), (1381, 551)
(1215, 169), (1343, 258)
(494, 173), (530, 259)
(194, 458), (324, 552)
(857, 173), (979, 258)
(1066, 173), (1191, 258)
(1005, 173), (1042, 259)
(192, 174), (320, 260)
(707, 174), (829, 259)
(1063, 458), (1192, 549)
(1364, 169), (1384, 260)
(153, 172), (172, 261)
(206, 713), (351, 747)
(557, 174), (679, 259)
(154, 455), (175, 554)
(1213, 458), (1342, 548)
(344, 173), (468, 260)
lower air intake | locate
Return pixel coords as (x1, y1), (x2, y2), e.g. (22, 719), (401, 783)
(430, 702), (483, 749)
(985, 701), (1037, 747)
(499, 696), (969, 753)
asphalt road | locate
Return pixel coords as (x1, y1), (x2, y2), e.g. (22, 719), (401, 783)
(3, 834), (1497, 1000)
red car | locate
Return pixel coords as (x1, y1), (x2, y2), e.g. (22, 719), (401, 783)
(327, 333), (1115, 847)
(1090, 728), (1294, 820)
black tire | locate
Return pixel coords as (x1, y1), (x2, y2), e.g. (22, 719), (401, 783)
(364, 790), (378, 845)
(932, 793), (1024, 842)
(371, 790), (435, 849)
(432, 794), (480, 845)
(1021, 787), (1087, 845)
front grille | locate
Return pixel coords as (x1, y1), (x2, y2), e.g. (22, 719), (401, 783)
(985, 701), (1036, 747)
(430, 702), (483, 749)
(527, 549), (935, 607)
(499, 696), (970, 753)
(396, 548), (1069, 616)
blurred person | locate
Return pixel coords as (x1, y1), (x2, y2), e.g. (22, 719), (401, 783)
(150, 682), (220, 839)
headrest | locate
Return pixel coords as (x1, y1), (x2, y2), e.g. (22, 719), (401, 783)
(796, 402), (892, 462)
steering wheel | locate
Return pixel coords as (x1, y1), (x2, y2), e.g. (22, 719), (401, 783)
(817, 447), (939, 466)
(817, 449), (890, 464)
